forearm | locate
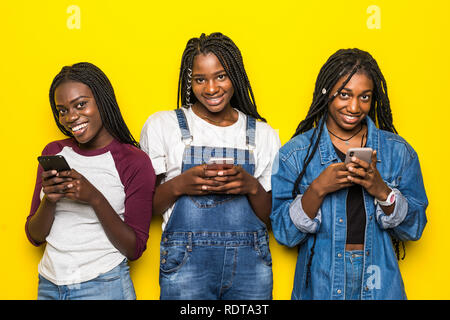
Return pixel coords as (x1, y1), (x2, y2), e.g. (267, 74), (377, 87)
(152, 175), (182, 216)
(27, 196), (56, 244)
(90, 194), (138, 260)
(247, 183), (272, 227)
(301, 180), (326, 219)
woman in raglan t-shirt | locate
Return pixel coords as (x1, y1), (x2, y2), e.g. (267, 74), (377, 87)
(26, 62), (156, 300)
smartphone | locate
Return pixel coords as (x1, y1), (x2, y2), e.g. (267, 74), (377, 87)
(344, 147), (373, 164)
(207, 157), (234, 165)
(37, 155), (71, 172)
(206, 157), (234, 170)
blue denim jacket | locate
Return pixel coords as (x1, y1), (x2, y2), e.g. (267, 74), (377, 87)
(270, 117), (428, 300)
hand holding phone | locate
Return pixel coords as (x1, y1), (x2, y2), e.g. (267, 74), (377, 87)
(344, 149), (392, 207)
(38, 155), (73, 202)
(206, 157), (234, 171)
(38, 155), (71, 172)
(344, 147), (373, 165)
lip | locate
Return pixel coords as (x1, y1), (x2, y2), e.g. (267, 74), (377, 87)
(340, 113), (361, 125)
(203, 95), (225, 106)
(69, 122), (88, 136)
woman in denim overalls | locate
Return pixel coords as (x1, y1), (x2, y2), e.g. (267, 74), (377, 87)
(140, 33), (280, 299)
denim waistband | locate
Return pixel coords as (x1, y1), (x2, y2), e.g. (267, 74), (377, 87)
(161, 229), (269, 247)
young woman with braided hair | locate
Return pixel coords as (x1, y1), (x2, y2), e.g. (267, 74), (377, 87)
(270, 48), (427, 300)
(140, 32), (280, 299)
(26, 62), (156, 299)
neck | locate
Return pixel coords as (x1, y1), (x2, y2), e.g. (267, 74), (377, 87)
(78, 132), (114, 150)
(192, 103), (238, 126)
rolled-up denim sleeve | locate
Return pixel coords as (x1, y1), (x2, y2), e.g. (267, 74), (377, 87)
(290, 194), (321, 234)
(270, 150), (309, 248)
(375, 188), (408, 229)
(376, 152), (428, 241)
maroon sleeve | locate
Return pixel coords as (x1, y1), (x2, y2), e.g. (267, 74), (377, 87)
(111, 144), (156, 260)
(25, 141), (66, 246)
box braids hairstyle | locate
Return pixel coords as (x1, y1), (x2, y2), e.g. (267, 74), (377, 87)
(177, 32), (266, 122)
(49, 62), (140, 148)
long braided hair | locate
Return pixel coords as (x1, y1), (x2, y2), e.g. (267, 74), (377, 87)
(49, 62), (140, 148)
(177, 32), (266, 122)
(292, 48), (403, 287)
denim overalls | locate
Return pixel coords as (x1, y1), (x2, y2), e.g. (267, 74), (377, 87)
(159, 109), (273, 300)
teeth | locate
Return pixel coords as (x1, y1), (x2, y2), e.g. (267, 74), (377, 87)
(72, 123), (87, 132)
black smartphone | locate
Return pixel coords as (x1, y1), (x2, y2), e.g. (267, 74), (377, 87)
(37, 155), (71, 172)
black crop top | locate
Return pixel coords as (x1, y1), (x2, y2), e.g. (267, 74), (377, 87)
(333, 145), (366, 244)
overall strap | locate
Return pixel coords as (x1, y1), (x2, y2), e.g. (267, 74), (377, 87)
(246, 115), (256, 150)
(174, 108), (193, 145)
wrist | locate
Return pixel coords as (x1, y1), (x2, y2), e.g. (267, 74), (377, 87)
(88, 189), (105, 208)
(375, 187), (396, 207)
(375, 185), (392, 202)
(43, 194), (59, 205)
(248, 179), (261, 196)
(171, 175), (185, 197)
(309, 180), (326, 199)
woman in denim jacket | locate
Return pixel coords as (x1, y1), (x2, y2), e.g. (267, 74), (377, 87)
(270, 49), (427, 300)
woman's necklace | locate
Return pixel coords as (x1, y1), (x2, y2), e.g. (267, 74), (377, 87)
(328, 124), (363, 145)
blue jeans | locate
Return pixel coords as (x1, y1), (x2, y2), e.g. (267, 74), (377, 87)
(345, 250), (364, 300)
(37, 259), (136, 300)
(160, 231), (273, 300)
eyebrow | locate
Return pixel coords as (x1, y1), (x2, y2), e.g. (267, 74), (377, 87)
(192, 70), (227, 77)
(56, 95), (90, 108)
(341, 88), (373, 93)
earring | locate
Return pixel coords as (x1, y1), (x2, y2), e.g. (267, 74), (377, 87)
(186, 68), (193, 107)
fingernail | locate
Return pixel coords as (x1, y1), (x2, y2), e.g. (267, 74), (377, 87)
(352, 157), (357, 162)
(202, 185), (207, 190)
(67, 184), (73, 188)
(218, 171), (223, 176)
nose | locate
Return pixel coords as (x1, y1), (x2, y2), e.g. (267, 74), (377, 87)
(205, 80), (219, 95)
(64, 107), (79, 123)
(346, 97), (360, 114)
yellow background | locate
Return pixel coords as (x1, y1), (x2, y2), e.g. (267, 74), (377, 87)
(0, 0), (448, 299)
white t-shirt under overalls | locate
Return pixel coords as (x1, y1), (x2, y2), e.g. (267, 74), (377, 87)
(140, 107), (281, 230)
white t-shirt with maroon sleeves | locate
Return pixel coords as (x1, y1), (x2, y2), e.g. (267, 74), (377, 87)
(26, 138), (155, 286)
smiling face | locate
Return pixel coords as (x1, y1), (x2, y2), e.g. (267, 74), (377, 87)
(326, 72), (374, 135)
(54, 81), (113, 149)
(191, 52), (234, 117)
